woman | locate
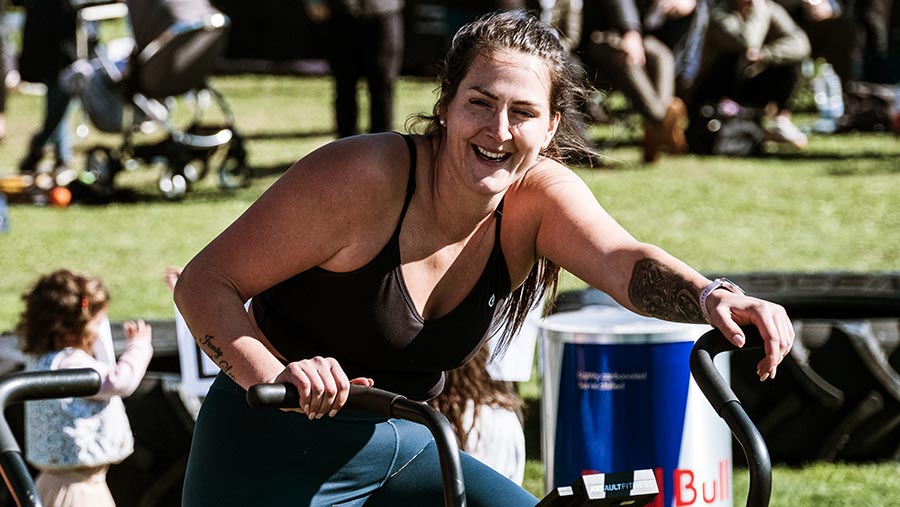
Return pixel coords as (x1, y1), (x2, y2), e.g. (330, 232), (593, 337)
(175, 10), (793, 506)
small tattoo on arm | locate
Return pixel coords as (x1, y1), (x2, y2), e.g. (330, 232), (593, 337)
(198, 334), (236, 380)
(199, 334), (223, 359)
(218, 360), (235, 380)
(628, 258), (704, 323)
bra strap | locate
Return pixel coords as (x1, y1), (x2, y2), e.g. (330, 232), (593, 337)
(399, 134), (418, 219)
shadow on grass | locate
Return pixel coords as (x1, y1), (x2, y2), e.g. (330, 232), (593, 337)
(249, 162), (293, 178)
(762, 151), (900, 176)
(242, 129), (335, 141)
(60, 161), (296, 206)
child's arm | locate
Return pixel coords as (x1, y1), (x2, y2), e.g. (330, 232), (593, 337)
(58, 321), (154, 399)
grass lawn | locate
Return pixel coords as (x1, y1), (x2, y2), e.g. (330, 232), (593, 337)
(2, 74), (899, 504)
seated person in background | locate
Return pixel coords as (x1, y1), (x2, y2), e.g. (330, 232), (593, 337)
(578, 0), (699, 163)
(431, 346), (526, 485)
(687, 0), (811, 148)
(774, 0), (852, 84)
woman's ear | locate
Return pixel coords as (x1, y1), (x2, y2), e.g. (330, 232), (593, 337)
(438, 89), (449, 119)
(544, 111), (561, 149)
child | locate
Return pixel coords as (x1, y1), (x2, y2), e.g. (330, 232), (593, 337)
(431, 346), (527, 485)
(16, 269), (153, 507)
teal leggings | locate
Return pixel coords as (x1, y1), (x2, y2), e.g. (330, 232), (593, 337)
(182, 373), (538, 506)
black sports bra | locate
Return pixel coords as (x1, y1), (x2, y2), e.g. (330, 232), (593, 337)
(251, 134), (512, 400)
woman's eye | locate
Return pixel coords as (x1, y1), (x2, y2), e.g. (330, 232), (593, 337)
(469, 98), (490, 107)
(514, 109), (536, 119)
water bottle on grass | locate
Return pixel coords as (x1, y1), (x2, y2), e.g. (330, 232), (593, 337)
(812, 62), (844, 133)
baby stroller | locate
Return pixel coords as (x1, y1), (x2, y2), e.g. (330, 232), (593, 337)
(63, 0), (249, 201)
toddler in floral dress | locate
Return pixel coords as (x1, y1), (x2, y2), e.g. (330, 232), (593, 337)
(16, 269), (153, 507)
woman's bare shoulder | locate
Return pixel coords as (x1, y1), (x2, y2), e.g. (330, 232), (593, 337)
(288, 133), (412, 187)
(264, 133), (414, 216)
(510, 158), (595, 210)
(199, 133), (419, 279)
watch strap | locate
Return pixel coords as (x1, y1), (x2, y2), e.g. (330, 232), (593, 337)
(699, 278), (745, 323)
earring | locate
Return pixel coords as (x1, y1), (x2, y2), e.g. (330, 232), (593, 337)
(439, 118), (446, 127)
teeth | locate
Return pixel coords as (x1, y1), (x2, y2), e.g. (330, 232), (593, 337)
(475, 145), (506, 160)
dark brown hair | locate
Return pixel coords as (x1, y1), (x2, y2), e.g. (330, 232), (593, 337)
(431, 346), (523, 450)
(408, 10), (595, 357)
(16, 269), (110, 356)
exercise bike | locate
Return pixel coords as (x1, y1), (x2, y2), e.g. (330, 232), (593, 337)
(248, 326), (774, 507)
(0, 327), (770, 507)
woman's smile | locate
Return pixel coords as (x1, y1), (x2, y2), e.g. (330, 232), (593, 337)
(473, 144), (512, 163)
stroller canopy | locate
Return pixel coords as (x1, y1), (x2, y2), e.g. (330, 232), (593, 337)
(127, 0), (229, 98)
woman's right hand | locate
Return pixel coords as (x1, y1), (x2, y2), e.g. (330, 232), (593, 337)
(272, 357), (374, 419)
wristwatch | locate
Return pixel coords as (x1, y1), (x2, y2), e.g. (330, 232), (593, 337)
(699, 278), (745, 323)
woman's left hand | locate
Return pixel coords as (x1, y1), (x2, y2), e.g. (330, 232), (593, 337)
(705, 290), (794, 382)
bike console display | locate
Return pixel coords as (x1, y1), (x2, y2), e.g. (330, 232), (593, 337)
(536, 469), (659, 507)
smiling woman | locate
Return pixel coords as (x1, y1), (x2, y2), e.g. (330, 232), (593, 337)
(173, 9), (794, 507)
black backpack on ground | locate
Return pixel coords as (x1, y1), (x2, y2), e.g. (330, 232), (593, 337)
(686, 99), (766, 157)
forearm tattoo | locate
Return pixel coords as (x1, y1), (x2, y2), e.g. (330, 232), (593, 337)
(627, 258), (704, 323)
(199, 334), (235, 379)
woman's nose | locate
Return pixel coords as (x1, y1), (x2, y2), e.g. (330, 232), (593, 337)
(485, 109), (513, 141)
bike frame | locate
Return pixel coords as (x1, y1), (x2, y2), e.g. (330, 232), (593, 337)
(0, 369), (101, 507)
(690, 327), (772, 507)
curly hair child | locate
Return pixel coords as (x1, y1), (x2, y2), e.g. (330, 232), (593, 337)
(16, 269), (153, 507)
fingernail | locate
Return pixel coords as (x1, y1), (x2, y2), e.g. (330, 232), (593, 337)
(759, 372), (769, 382)
(329, 410), (338, 418)
(771, 367), (778, 380)
(734, 334), (746, 347)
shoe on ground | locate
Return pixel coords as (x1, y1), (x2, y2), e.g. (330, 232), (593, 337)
(643, 120), (663, 164)
(766, 116), (808, 148)
(662, 97), (688, 154)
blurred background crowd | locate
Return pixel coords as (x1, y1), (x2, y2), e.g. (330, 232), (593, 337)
(0, 0), (898, 176)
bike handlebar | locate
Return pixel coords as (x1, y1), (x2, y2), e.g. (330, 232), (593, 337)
(690, 327), (772, 507)
(247, 383), (467, 507)
(0, 369), (102, 507)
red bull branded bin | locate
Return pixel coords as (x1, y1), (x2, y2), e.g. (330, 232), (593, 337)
(540, 305), (732, 507)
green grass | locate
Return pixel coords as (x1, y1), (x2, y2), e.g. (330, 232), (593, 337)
(737, 462), (900, 506)
(2, 74), (900, 504)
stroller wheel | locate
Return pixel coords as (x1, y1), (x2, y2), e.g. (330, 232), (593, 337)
(216, 140), (250, 190)
(84, 147), (119, 191)
(153, 157), (189, 201)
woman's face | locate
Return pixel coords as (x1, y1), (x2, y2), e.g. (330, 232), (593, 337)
(441, 48), (560, 196)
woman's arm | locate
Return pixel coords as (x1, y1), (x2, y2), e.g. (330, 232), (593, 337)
(521, 165), (793, 380)
(173, 134), (404, 412)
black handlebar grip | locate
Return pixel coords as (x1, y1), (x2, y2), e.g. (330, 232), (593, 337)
(0, 369), (102, 411)
(246, 383), (300, 408)
(690, 326), (764, 412)
(246, 383), (405, 419)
